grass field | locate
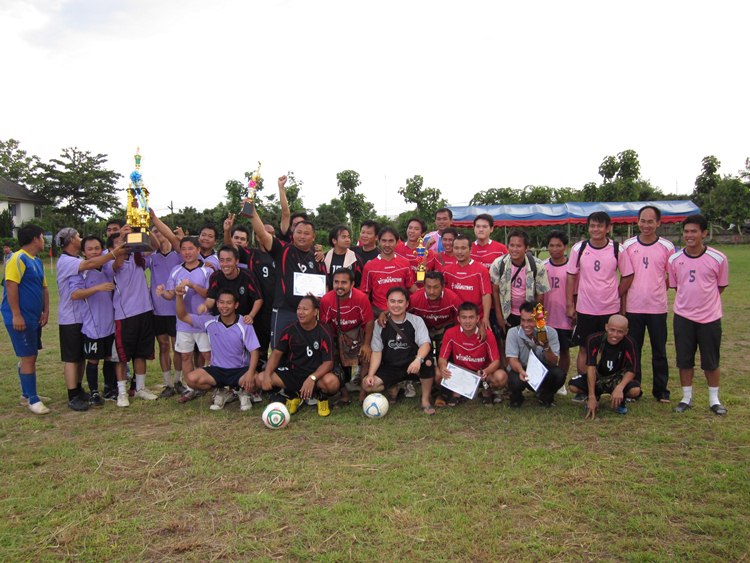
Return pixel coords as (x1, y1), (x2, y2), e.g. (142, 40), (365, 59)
(1, 246), (748, 561)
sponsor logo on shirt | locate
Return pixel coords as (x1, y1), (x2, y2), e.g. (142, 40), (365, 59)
(456, 353), (484, 363)
(452, 283), (474, 291)
(388, 340), (411, 350)
(377, 276), (403, 285)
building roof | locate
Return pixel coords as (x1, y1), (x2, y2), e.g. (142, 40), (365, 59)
(0, 176), (50, 204)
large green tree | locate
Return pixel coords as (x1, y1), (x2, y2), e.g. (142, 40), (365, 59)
(0, 138), (41, 187)
(398, 175), (447, 220)
(710, 176), (750, 233)
(336, 169), (375, 232)
(37, 147), (121, 228)
(692, 155), (720, 219)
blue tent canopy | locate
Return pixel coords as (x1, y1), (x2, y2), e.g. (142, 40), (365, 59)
(449, 200), (700, 228)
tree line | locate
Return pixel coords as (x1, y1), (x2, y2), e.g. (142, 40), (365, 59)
(1, 138), (749, 247)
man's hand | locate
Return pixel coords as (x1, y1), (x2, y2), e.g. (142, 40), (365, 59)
(481, 316), (491, 333)
(407, 357), (422, 375)
(12, 313), (26, 331)
(175, 226), (187, 238)
(278, 175), (288, 190)
(377, 311), (388, 328)
(155, 284), (166, 297)
(610, 386), (625, 408)
(566, 303), (576, 323)
(477, 323), (487, 342)
(196, 303), (208, 314)
(314, 245), (325, 263)
(519, 371), (528, 383)
(363, 374), (376, 389)
(97, 282), (116, 292)
(359, 343), (372, 363)
(238, 372), (255, 392)
(224, 213), (235, 232)
(585, 396), (598, 420)
(39, 310), (49, 328)
(243, 314), (254, 324)
(440, 365), (452, 379)
(300, 375), (316, 400)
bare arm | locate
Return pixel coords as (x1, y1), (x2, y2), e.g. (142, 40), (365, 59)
(5, 281), (24, 330)
(175, 291), (192, 325)
(249, 204), (273, 252)
(223, 213), (235, 246)
(72, 282), (115, 300)
(277, 175), (290, 236)
(566, 272), (577, 320)
(40, 286), (49, 327)
(149, 209), (181, 251)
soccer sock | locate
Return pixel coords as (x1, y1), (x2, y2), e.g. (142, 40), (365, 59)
(162, 371), (172, 387)
(135, 374), (146, 391)
(103, 361), (116, 390)
(19, 372), (39, 405)
(117, 380), (127, 395)
(681, 386), (693, 405)
(86, 363), (99, 392)
(708, 387), (720, 406)
(67, 388), (79, 401)
(174, 370), (183, 383)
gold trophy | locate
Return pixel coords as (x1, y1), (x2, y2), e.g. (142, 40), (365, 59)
(241, 162), (262, 218)
(415, 237), (427, 282)
(125, 147), (152, 252)
(534, 302), (548, 347)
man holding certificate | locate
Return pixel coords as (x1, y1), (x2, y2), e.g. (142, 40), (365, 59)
(505, 301), (566, 408)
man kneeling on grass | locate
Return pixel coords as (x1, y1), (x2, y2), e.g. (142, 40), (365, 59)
(176, 288), (260, 411)
(256, 295), (340, 417)
(362, 286), (436, 415)
(568, 314), (641, 418)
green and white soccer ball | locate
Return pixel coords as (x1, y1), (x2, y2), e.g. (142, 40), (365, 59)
(262, 402), (290, 429)
(363, 393), (389, 419)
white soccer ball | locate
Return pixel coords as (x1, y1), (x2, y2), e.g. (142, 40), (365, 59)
(363, 393), (389, 419)
(262, 402), (290, 429)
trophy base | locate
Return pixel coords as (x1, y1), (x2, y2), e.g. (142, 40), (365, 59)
(126, 231), (151, 253)
(240, 200), (256, 218)
(416, 271), (425, 282)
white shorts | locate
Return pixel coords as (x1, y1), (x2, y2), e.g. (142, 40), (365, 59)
(175, 331), (211, 353)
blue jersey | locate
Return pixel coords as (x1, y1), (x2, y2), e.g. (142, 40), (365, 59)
(1, 249), (46, 325)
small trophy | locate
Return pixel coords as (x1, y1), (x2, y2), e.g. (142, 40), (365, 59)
(415, 237), (427, 282)
(534, 302), (548, 347)
(125, 147), (152, 252)
(241, 162), (262, 218)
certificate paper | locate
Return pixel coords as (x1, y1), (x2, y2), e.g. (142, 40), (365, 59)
(525, 352), (548, 392)
(293, 272), (326, 298)
(440, 362), (482, 400)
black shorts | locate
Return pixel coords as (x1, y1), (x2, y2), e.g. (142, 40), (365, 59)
(553, 328), (573, 352)
(204, 365), (248, 387)
(673, 314), (721, 371)
(83, 334), (116, 360)
(376, 360), (434, 389)
(153, 314), (177, 338)
(571, 313), (611, 348)
(276, 366), (310, 395)
(569, 373), (641, 398)
(59, 323), (84, 362)
(115, 311), (155, 362)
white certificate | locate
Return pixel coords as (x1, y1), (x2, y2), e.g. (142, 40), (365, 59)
(293, 272), (326, 297)
(440, 362), (482, 400)
(525, 352), (548, 392)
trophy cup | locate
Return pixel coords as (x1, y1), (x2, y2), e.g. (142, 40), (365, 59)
(125, 147), (152, 252)
(241, 162), (262, 218)
(534, 302), (548, 347)
(415, 237), (427, 282)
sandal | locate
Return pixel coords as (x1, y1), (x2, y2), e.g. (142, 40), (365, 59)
(422, 404), (436, 415)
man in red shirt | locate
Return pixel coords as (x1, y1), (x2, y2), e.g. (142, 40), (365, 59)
(394, 217), (439, 281)
(470, 213), (508, 269)
(360, 227), (416, 315)
(440, 234), (492, 332)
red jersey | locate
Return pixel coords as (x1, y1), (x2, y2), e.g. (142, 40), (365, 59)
(395, 241), (439, 278)
(359, 255), (415, 311)
(439, 326), (499, 372)
(471, 239), (508, 269)
(441, 260), (492, 317)
(408, 287), (462, 330)
(319, 287), (374, 336)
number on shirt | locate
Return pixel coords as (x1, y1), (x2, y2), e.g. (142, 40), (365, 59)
(513, 275), (524, 288)
(642, 256), (649, 269)
(688, 269), (696, 283)
(262, 266), (269, 278)
(298, 263), (308, 273)
(306, 346), (313, 357)
(593, 260), (601, 272)
(550, 276), (560, 288)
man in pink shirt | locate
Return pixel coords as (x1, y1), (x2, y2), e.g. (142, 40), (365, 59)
(543, 230), (574, 379)
(470, 213), (508, 269)
(668, 214), (729, 415)
(623, 206), (675, 403)
(566, 211), (634, 395)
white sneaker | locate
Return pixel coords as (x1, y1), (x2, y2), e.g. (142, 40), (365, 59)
(210, 387), (229, 411)
(135, 389), (158, 401)
(239, 390), (253, 411)
(404, 381), (417, 398)
(556, 386), (568, 396)
(20, 394), (52, 406)
(305, 397), (318, 405)
(250, 392), (263, 403)
(28, 401), (50, 415)
(224, 389), (239, 405)
(117, 392), (130, 407)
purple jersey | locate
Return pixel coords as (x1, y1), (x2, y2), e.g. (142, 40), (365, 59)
(71, 268), (115, 339)
(105, 257), (153, 320)
(56, 253), (84, 325)
(167, 262), (212, 333)
(190, 313), (260, 369)
(201, 251), (220, 271)
(147, 251), (182, 316)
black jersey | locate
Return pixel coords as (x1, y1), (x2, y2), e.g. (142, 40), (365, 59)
(206, 269), (261, 316)
(353, 245), (380, 265)
(586, 332), (637, 378)
(269, 238), (326, 309)
(277, 322), (334, 375)
(239, 247), (276, 304)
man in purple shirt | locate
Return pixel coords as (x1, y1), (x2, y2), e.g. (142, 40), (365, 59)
(105, 228), (158, 403)
(176, 288), (261, 411)
(55, 227), (124, 411)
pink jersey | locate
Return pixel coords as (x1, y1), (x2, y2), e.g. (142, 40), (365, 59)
(668, 246), (728, 323)
(567, 239), (633, 316)
(439, 326), (499, 372)
(544, 258), (573, 330)
(470, 240), (508, 269)
(441, 260), (492, 318)
(508, 263), (527, 316)
(623, 236), (675, 314)
(359, 255), (415, 311)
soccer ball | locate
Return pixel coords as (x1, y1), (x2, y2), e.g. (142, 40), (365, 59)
(362, 393), (389, 419)
(262, 402), (290, 429)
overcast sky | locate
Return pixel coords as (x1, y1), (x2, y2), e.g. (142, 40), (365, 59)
(1, 0), (748, 218)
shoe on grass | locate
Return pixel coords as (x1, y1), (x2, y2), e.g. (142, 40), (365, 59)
(68, 396), (90, 412)
(28, 401), (50, 415)
(674, 401), (692, 413)
(572, 392), (586, 403)
(159, 386), (176, 399)
(210, 387), (229, 411)
(239, 390), (253, 411)
(20, 394), (52, 406)
(317, 399), (331, 417)
(710, 403), (727, 416)
(89, 391), (105, 407)
(135, 389), (158, 401)
(286, 397), (302, 415)
(174, 381), (188, 395)
(615, 405), (628, 415)
(404, 381), (417, 398)
(250, 392), (263, 403)
(117, 392), (130, 407)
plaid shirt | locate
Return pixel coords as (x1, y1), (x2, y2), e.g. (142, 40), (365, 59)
(490, 254), (550, 321)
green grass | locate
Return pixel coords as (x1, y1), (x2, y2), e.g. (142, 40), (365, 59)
(1, 246), (749, 561)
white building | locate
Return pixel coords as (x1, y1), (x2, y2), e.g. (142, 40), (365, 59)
(0, 176), (49, 237)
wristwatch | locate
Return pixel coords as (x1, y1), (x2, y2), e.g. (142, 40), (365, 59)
(310, 375), (318, 382)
